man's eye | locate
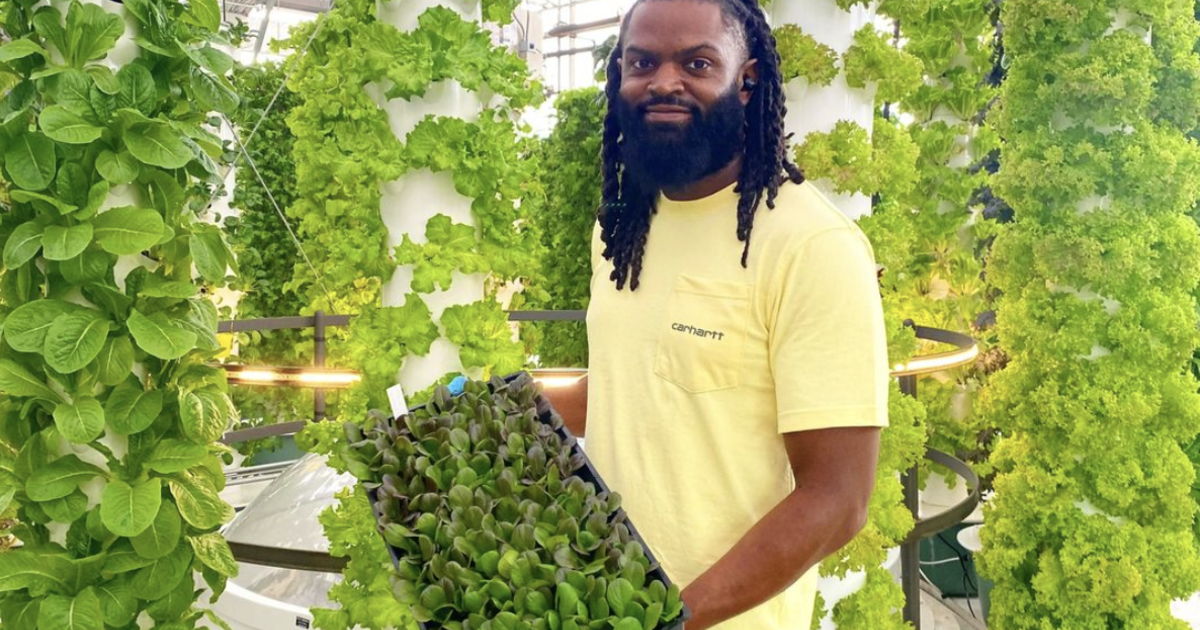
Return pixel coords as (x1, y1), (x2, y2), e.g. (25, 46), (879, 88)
(687, 59), (712, 71)
(631, 59), (654, 70)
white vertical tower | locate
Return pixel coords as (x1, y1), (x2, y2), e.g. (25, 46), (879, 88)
(370, 0), (489, 393)
(771, 0), (876, 220)
(770, 5), (887, 626)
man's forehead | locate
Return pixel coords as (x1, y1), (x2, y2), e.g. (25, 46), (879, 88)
(621, 0), (747, 59)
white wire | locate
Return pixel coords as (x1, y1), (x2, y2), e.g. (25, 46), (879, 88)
(919, 557), (966, 566)
(206, 10), (326, 209)
(241, 11), (325, 149)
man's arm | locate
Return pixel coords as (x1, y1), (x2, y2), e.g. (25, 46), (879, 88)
(541, 375), (588, 437)
(680, 426), (881, 630)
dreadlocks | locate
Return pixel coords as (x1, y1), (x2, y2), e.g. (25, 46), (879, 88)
(599, 0), (804, 291)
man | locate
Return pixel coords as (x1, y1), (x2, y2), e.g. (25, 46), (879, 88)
(544, 1), (889, 628)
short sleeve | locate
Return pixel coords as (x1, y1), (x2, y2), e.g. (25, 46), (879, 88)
(769, 227), (889, 434)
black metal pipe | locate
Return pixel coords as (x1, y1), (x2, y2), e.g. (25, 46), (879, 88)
(907, 448), (981, 543)
(902, 516), (922, 628)
(218, 314), (352, 334)
(221, 421), (307, 445)
(899, 373), (922, 629)
(314, 310), (326, 421)
(228, 541), (347, 573)
(217, 310), (588, 334)
(507, 310), (588, 321)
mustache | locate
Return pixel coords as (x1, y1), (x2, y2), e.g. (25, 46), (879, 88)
(635, 96), (703, 117)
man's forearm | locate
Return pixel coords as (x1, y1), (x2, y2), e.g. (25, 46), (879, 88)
(541, 376), (588, 437)
(680, 486), (867, 630)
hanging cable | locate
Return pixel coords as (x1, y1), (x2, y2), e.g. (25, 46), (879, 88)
(242, 11), (326, 150)
(194, 11), (333, 308)
(202, 11), (327, 214)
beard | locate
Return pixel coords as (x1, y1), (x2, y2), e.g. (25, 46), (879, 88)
(616, 86), (746, 192)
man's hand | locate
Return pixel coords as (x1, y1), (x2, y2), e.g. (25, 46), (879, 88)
(540, 375), (588, 438)
(680, 426), (881, 630)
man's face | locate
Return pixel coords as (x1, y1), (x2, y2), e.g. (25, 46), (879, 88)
(616, 0), (755, 190)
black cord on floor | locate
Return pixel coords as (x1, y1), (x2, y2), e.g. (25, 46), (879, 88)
(962, 571), (977, 618)
(937, 531), (980, 619)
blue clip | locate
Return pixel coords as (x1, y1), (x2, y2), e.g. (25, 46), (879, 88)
(448, 375), (468, 396)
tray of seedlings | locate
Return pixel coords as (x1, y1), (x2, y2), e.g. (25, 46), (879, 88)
(342, 372), (691, 630)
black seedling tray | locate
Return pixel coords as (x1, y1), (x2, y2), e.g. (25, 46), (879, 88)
(365, 371), (691, 630)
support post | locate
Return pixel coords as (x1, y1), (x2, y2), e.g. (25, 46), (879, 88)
(899, 373), (921, 628)
(314, 310), (326, 421)
(251, 0), (276, 64)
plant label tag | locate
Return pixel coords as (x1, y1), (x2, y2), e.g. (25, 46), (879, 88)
(387, 384), (409, 419)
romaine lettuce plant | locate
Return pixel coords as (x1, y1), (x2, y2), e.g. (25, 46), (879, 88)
(842, 25), (923, 103)
(0, 0), (241, 627)
(793, 119), (922, 197)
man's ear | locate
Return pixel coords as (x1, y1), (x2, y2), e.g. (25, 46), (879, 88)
(739, 58), (760, 105)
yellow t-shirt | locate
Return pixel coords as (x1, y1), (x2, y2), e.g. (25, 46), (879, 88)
(585, 180), (889, 630)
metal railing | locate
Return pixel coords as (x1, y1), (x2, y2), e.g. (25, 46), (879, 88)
(896, 323), (981, 629)
(216, 310), (586, 444)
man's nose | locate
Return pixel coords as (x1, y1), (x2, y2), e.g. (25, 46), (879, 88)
(647, 64), (685, 97)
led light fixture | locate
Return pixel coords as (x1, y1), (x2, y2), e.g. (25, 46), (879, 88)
(530, 368), (587, 389)
(890, 345), (980, 378)
(221, 365), (363, 389)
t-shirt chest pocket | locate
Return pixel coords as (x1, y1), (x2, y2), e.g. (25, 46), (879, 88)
(654, 275), (753, 393)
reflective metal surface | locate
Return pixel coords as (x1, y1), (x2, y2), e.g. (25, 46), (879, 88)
(219, 453), (356, 613)
(224, 453), (354, 553)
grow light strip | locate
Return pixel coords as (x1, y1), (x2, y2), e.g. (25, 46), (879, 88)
(221, 354), (977, 393)
(530, 369), (587, 389)
(222, 365), (363, 389)
(890, 345), (980, 377)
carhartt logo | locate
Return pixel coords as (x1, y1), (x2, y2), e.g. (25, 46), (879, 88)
(672, 323), (726, 341)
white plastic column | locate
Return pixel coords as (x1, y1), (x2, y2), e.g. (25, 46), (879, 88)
(769, 5), (880, 624)
(38, 0), (138, 558)
(76, 0), (149, 292)
(372, 0), (488, 393)
(771, 0), (876, 220)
